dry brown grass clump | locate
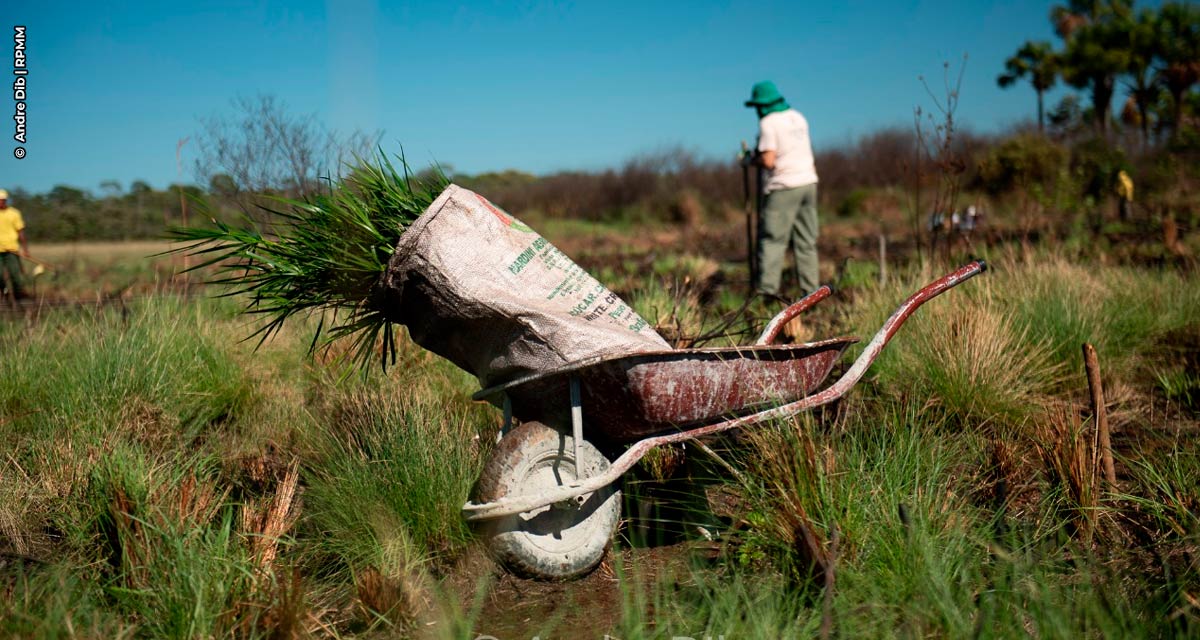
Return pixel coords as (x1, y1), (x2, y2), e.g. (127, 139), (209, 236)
(101, 468), (229, 589)
(881, 278), (1066, 427)
(240, 458), (302, 571)
(1033, 405), (1101, 540)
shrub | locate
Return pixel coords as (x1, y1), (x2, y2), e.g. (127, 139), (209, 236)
(836, 188), (871, 218)
(1070, 137), (1127, 200)
(974, 133), (1068, 198)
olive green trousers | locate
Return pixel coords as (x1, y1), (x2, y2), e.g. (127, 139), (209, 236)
(0, 252), (23, 299)
(756, 183), (819, 296)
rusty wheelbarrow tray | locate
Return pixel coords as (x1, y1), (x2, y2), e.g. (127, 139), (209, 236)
(465, 260), (986, 579)
(473, 337), (858, 443)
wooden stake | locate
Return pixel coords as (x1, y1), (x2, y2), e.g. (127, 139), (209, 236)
(1082, 343), (1117, 488)
(878, 233), (888, 286)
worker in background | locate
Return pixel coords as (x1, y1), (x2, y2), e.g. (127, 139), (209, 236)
(0, 189), (29, 300)
(743, 81), (820, 298)
(1116, 169), (1134, 221)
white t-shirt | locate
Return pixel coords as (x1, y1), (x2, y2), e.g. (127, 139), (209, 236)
(757, 109), (819, 193)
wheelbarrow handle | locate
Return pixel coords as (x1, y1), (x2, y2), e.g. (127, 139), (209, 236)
(813, 259), (987, 404)
(756, 285), (834, 345)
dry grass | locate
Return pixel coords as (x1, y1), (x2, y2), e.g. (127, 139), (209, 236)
(1032, 405), (1101, 539)
(872, 273), (1066, 427)
(35, 240), (177, 262)
(240, 458), (301, 571)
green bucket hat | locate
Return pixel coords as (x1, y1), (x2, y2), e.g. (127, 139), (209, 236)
(744, 80), (786, 107)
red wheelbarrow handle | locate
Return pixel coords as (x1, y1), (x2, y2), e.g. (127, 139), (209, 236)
(463, 260), (988, 521)
(756, 285), (834, 345)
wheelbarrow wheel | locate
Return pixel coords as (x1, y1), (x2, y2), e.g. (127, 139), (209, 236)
(474, 421), (620, 581)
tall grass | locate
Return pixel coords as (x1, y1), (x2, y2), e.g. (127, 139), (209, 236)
(0, 295), (251, 444)
(3, 237), (1199, 636)
(0, 294), (489, 634)
(610, 400), (1174, 638)
(0, 297), (253, 564)
(852, 254), (1200, 428)
(84, 453), (253, 638)
(1, 569), (129, 637)
(300, 388), (488, 567)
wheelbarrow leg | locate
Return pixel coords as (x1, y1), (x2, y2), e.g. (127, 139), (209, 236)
(497, 393), (513, 443)
(570, 376), (583, 480)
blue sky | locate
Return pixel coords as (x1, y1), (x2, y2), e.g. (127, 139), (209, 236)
(6, 0), (1084, 194)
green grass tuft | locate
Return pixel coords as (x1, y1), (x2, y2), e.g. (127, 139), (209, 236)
(171, 152), (449, 369)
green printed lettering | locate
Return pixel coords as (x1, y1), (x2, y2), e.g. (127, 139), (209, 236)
(507, 245), (538, 275)
(568, 292), (598, 316)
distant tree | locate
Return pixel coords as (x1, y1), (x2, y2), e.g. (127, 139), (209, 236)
(1051, 0), (1131, 38)
(975, 133), (1068, 198)
(99, 179), (123, 198)
(207, 173), (238, 197)
(47, 185), (91, 242)
(194, 94), (380, 204)
(1156, 2), (1200, 138)
(48, 185), (89, 206)
(1119, 7), (1163, 147)
(998, 41), (1059, 133)
(1060, 22), (1129, 134)
(1052, 0), (1132, 134)
(1049, 94), (1086, 136)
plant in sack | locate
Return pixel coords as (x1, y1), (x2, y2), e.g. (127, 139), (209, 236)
(173, 154), (449, 370)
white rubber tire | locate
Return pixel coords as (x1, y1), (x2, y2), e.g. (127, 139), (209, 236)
(474, 421), (621, 580)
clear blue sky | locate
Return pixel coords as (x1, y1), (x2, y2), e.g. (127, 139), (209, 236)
(6, 0), (1082, 194)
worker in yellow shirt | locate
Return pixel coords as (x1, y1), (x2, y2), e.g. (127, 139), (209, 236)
(0, 189), (30, 299)
(1115, 170), (1134, 221)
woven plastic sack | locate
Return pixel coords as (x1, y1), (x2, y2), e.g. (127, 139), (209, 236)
(374, 184), (669, 388)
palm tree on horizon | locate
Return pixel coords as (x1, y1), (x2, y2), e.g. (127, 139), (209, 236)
(998, 41), (1060, 133)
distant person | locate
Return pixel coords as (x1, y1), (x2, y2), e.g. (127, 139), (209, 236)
(1116, 169), (1134, 221)
(0, 189), (29, 299)
(743, 81), (820, 297)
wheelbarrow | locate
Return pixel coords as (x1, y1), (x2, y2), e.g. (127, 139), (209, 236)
(464, 260), (987, 580)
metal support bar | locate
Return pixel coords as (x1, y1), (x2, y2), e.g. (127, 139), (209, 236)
(497, 393), (512, 443)
(569, 376), (583, 480)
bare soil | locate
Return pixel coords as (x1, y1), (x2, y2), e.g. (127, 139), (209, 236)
(434, 541), (700, 638)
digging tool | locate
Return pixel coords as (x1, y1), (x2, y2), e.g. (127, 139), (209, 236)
(740, 141), (758, 289)
(19, 254), (54, 277)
